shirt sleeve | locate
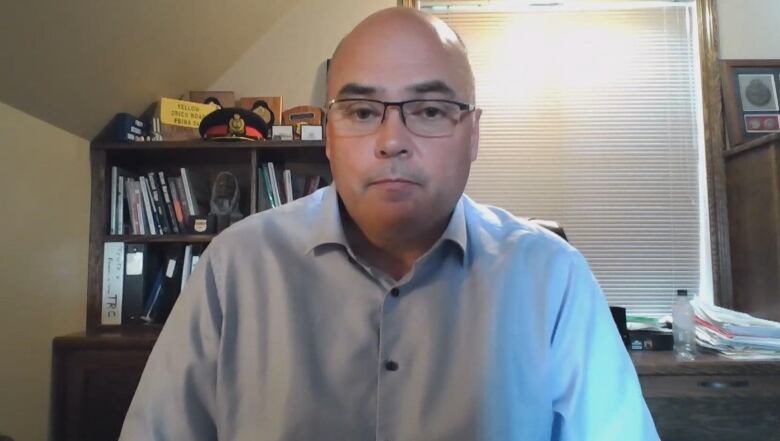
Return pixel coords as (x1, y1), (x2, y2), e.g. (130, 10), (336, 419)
(550, 250), (660, 441)
(119, 249), (223, 441)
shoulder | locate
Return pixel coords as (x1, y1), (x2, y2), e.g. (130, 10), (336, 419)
(205, 188), (328, 260)
(462, 194), (576, 260)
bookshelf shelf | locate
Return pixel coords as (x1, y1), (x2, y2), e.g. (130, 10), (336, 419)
(93, 139), (326, 150)
(105, 234), (216, 243)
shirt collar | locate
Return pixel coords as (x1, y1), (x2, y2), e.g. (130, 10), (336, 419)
(304, 184), (468, 264)
(304, 184), (350, 254)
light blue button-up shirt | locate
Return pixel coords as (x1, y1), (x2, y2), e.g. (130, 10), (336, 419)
(120, 185), (659, 441)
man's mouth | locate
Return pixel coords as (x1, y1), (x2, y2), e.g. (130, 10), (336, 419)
(369, 177), (419, 186)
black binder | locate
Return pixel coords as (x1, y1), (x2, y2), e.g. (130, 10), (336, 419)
(122, 243), (156, 324)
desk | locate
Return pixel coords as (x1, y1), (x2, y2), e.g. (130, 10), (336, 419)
(632, 351), (780, 440)
(52, 334), (780, 441)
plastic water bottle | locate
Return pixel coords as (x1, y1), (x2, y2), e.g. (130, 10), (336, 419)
(672, 289), (696, 361)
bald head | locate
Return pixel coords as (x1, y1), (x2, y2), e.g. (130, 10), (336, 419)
(328, 7), (475, 103)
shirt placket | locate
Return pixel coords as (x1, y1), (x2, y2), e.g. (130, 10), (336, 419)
(375, 281), (404, 441)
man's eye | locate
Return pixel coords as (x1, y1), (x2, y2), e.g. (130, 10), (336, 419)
(349, 107), (381, 120)
(409, 104), (451, 120)
(421, 107), (445, 118)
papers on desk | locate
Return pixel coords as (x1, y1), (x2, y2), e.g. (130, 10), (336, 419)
(691, 297), (780, 360)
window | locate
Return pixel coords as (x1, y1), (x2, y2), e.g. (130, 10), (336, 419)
(422, 0), (712, 317)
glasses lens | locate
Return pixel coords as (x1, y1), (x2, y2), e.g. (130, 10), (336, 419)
(402, 100), (462, 137)
(328, 100), (385, 136)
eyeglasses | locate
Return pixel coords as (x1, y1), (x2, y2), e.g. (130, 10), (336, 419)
(326, 99), (476, 138)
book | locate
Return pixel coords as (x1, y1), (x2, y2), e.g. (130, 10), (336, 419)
(101, 242), (124, 325)
(124, 178), (139, 234)
(158, 171), (180, 234)
(147, 172), (172, 234)
(110, 167), (135, 234)
(291, 173), (306, 200)
(139, 176), (159, 235)
(122, 243), (155, 323)
(180, 168), (211, 216)
(190, 246), (202, 274)
(169, 176), (186, 231)
(180, 244), (193, 292)
(133, 180), (147, 235)
(117, 175), (126, 235)
(259, 164), (276, 209)
(174, 177), (190, 226)
(267, 163), (282, 207)
(304, 175), (321, 196)
(110, 167), (118, 234)
(283, 169), (293, 204)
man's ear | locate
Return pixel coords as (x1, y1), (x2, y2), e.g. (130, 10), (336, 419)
(469, 108), (482, 162)
(325, 118), (333, 160)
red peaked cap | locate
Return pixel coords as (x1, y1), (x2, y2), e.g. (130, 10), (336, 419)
(199, 107), (269, 141)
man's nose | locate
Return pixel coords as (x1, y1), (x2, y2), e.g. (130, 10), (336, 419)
(375, 106), (412, 158)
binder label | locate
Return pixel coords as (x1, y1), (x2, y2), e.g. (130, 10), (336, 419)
(101, 242), (124, 325)
(126, 252), (144, 276)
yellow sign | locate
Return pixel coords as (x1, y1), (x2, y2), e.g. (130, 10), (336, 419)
(160, 97), (218, 128)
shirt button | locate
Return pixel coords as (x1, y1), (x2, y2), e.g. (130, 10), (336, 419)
(390, 288), (400, 297)
(384, 360), (399, 371)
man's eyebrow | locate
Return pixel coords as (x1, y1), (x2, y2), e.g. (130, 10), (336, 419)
(336, 83), (381, 97)
(406, 80), (456, 98)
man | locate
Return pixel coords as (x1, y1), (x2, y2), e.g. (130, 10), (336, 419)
(120, 7), (659, 441)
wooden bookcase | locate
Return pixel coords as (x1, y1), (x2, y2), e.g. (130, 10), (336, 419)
(86, 139), (328, 331)
(52, 138), (328, 441)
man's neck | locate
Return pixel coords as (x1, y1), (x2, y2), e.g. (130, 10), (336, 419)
(342, 210), (450, 281)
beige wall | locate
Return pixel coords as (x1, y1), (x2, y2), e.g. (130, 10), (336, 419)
(210, 0), (396, 108)
(717, 0), (780, 59)
(0, 102), (89, 441)
(0, 3), (395, 439)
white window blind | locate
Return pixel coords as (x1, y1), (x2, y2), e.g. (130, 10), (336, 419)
(422, 1), (708, 317)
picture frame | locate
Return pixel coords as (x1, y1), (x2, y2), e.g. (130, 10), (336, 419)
(721, 60), (780, 147)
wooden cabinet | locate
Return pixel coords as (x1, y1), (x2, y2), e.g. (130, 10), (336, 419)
(633, 352), (780, 441)
(52, 333), (156, 441)
(51, 340), (780, 441)
(724, 133), (780, 321)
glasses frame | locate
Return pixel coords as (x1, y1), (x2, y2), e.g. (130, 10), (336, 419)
(325, 98), (476, 137)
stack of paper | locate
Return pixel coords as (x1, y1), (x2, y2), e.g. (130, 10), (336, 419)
(691, 297), (780, 360)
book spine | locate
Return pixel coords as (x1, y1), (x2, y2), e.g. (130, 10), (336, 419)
(260, 164), (275, 209)
(181, 244), (193, 292)
(174, 177), (190, 226)
(168, 176), (185, 232)
(267, 163), (281, 207)
(134, 181), (146, 235)
(147, 172), (172, 234)
(117, 176), (126, 235)
(158, 171), (180, 234)
(180, 167), (198, 216)
(139, 176), (158, 235)
(101, 242), (124, 325)
(304, 175), (321, 196)
(283, 169), (293, 204)
(124, 178), (138, 234)
(110, 166), (118, 234)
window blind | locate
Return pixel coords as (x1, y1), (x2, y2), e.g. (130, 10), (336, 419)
(422, 1), (707, 316)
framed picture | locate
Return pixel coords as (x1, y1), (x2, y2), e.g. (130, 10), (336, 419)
(722, 60), (780, 147)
